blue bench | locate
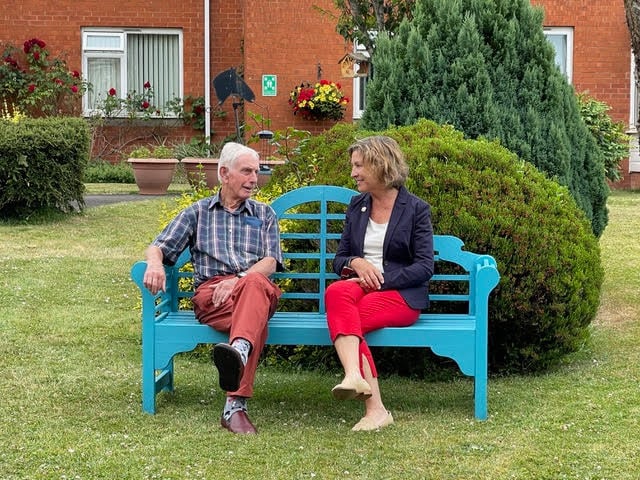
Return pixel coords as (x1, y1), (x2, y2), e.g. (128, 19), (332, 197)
(130, 185), (500, 419)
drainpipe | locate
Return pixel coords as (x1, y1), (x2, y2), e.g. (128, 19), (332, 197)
(204, 0), (211, 146)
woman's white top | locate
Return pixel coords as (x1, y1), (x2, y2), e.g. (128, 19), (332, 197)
(363, 218), (388, 273)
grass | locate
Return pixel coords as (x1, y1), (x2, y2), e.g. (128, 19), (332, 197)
(1, 190), (639, 479)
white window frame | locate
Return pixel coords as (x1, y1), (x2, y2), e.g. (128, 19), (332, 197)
(352, 44), (370, 120)
(81, 27), (183, 117)
(543, 26), (574, 84)
(628, 51), (640, 172)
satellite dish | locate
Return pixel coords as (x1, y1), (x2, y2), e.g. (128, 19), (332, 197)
(213, 67), (255, 105)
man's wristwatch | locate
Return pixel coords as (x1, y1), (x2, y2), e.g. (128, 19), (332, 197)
(236, 271), (248, 278)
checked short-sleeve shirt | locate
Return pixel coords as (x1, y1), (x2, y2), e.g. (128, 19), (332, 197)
(152, 193), (283, 287)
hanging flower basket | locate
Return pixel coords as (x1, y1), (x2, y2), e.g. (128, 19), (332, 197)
(289, 80), (349, 121)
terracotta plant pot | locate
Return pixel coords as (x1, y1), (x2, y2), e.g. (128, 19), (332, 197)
(180, 157), (220, 189)
(127, 158), (179, 195)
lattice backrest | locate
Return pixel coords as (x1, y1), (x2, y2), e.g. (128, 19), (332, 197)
(270, 186), (358, 314)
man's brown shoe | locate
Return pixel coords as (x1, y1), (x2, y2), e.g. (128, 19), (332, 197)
(220, 410), (257, 434)
(212, 343), (244, 392)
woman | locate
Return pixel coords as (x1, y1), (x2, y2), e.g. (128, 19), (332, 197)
(325, 135), (434, 431)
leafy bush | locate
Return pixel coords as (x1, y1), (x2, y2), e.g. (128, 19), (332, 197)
(270, 120), (604, 373)
(84, 160), (135, 183)
(577, 92), (630, 183)
(0, 117), (90, 217)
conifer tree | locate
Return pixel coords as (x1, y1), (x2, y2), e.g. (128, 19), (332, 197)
(361, 0), (608, 236)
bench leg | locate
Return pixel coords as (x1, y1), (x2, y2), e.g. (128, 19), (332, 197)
(474, 373), (488, 420)
(142, 358), (157, 415)
(142, 359), (176, 414)
(161, 357), (175, 393)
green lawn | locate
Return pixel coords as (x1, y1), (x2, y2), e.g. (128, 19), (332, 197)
(0, 190), (638, 479)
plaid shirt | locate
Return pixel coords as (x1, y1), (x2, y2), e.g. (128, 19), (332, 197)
(152, 193), (283, 287)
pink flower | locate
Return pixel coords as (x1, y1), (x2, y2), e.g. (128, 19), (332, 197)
(70, 85), (78, 93)
(141, 101), (150, 109)
(108, 88), (116, 96)
(143, 81), (151, 89)
(28, 84), (36, 93)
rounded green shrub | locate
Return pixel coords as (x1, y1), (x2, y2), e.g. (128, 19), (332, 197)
(0, 117), (89, 217)
(270, 119), (604, 373)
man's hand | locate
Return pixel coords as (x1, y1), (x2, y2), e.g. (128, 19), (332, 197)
(208, 277), (239, 307)
(143, 263), (166, 295)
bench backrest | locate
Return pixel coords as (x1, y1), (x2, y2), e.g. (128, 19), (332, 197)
(162, 185), (498, 316)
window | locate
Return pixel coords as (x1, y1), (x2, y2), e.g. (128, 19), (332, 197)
(82, 28), (183, 116)
(543, 27), (574, 84)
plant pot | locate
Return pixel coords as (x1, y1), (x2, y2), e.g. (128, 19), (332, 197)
(127, 158), (178, 195)
(180, 157), (220, 189)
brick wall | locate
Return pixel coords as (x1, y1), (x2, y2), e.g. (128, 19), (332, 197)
(242, 0), (352, 135)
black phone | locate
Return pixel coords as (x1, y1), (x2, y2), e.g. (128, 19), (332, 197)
(340, 266), (356, 279)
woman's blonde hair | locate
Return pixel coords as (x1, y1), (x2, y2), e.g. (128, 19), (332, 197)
(348, 135), (409, 188)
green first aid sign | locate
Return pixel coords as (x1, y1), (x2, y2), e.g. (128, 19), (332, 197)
(262, 75), (277, 96)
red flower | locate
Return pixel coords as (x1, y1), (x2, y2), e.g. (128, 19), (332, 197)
(72, 70), (80, 78)
(28, 84), (36, 93)
(4, 56), (18, 68)
(23, 38), (46, 54)
(108, 88), (117, 96)
(141, 101), (150, 109)
(143, 81), (151, 89)
(33, 51), (40, 61)
(70, 85), (79, 93)
(54, 78), (64, 85)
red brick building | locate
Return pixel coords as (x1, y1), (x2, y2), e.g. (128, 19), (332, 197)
(2, 0), (637, 187)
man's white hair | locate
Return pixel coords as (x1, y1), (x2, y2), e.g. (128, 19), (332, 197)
(217, 142), (260, 182)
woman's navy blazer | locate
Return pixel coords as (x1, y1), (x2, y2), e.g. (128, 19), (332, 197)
(333, 186), (435, 310)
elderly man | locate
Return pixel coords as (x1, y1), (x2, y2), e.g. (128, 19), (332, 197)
(143, 142), (283, 434)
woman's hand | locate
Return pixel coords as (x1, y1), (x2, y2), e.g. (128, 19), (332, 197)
(350, 257), (384, 291)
